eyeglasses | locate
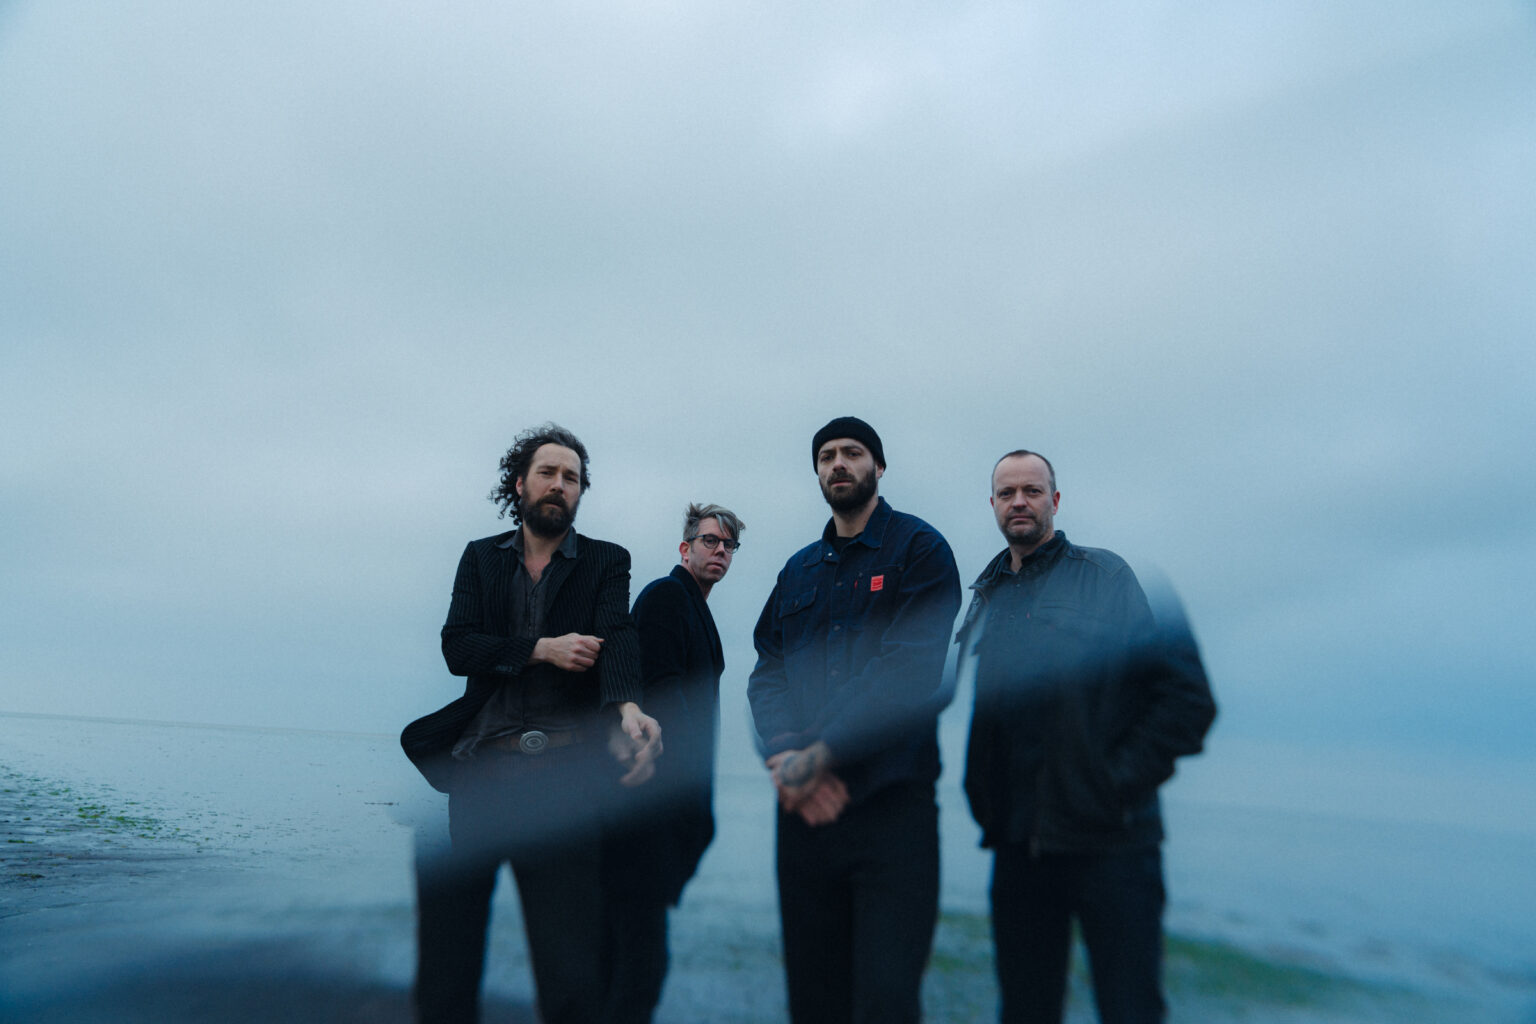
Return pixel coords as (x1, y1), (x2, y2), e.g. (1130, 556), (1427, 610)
(688, 533), (740, 552)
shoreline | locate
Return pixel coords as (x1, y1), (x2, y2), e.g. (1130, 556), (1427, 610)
(1, 762), (220, 917)
(3, 758), (1501, 1024)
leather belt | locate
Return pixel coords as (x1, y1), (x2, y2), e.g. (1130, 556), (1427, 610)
(485, 729), (580, 755)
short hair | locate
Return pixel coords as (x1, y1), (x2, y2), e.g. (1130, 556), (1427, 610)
(683, 502), (745, 543)
(992, 449), (1056, 493)
(488, 423), (591, 524)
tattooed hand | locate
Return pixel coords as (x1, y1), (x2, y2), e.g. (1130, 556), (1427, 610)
(766, 740), (834, 813)
(779, 746), (823, 787)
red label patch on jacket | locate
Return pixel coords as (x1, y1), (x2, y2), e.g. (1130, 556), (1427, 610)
(869, 574), (885, 592)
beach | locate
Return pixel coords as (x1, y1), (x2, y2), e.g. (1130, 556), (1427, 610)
(2, 712), (1532, 1023)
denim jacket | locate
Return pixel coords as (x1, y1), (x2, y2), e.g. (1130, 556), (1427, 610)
(748, 497), (962, 802)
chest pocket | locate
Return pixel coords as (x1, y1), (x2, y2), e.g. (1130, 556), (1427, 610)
(777, 585), (818, 652)
(846, 563), (904, 628)
(1032, 600), (1110, 635)
(1031, 600), (1118, 672)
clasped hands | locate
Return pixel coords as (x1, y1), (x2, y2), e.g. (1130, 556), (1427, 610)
(767, 740), (849, 826)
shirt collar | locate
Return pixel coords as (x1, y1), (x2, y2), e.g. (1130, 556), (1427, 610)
(498, 527), (580, 559)
(807, 496), (892, 564)
(973, 530), (1067, 589)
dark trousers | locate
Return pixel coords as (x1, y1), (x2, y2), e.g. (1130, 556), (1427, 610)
(414, 749), (607, 1024)
(600, 887), (669, 1024)
(990, 845), (1166, 1024)
(599, 789), (711, 1024)
(775, 782), (939, 1024)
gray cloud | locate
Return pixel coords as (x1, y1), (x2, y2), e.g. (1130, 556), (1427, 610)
(2, 2), (1532, 771)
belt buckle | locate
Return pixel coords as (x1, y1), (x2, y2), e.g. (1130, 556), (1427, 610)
(518, 729), (549, 755)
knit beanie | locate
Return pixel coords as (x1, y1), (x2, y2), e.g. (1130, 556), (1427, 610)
(811, 416), (885, 469)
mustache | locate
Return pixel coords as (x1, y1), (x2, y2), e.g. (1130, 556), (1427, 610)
(827, 473), (855, 484)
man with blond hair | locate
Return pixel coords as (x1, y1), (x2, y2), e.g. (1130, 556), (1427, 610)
(602, 502), (745, 1024)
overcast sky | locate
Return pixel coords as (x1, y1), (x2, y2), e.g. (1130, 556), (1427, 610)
(3, 3), (1533, 818)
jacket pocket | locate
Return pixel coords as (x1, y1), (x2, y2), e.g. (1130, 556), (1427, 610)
(1031, 600), (1111, 641)
(777, 585), (818, 653)
(1042, 696), (1128, 837)
(842, 563), (904, 637)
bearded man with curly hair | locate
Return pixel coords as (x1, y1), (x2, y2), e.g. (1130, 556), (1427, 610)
(403, 423), (662, 1024)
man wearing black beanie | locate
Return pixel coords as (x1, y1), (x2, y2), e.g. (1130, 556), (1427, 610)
(748, 416), (962, 1024)
(810, 415), (886, 473)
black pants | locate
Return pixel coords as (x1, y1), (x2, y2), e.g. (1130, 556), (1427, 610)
(775, 782), (939, 1024)
(414, 748), (607, 1024)
(599, 883), (669, 1024)
(599, 786), (712, 1024)
(990, 845), (1166, 1024)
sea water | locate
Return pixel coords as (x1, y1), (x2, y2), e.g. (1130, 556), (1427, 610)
(2, 712), (1533, 1019)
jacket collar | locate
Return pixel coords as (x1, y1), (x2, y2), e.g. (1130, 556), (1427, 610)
(669, 562), (708, 610)
(971, 530), (1068, 590)
(803, 495), (893, 566)
(667, 563), (724, 668)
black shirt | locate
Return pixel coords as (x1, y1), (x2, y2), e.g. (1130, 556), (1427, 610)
(453, 527), (581, 757)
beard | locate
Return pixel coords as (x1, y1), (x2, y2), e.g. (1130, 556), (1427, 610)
(1000, 508), (1052, 549)
(523, 494), (577, 537)
(820, 467), (878, 513)
(1002, 516), (1047, 548)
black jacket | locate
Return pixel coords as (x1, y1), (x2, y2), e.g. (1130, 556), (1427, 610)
(401, 529), (642, 792)
(609, 564), (724, 903)
(956, 532), (1215, 852)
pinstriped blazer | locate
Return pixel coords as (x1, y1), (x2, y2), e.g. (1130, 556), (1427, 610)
(401, 528), (642, 792)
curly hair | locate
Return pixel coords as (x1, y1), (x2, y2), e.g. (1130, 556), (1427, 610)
(488, 423), (592, 524)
